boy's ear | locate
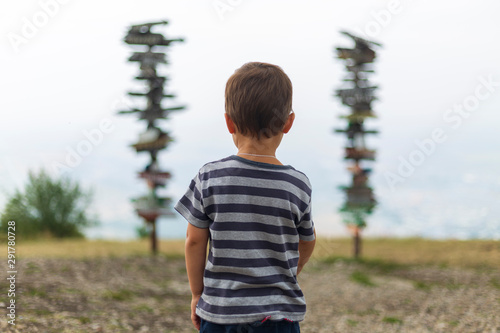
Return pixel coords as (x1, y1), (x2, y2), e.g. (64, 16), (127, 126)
(224, 113), (236, 134)
(282, 112), (295, 134)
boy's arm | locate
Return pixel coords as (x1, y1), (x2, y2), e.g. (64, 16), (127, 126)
(185, 223), (210, 330)
(297, 228), (316, 275)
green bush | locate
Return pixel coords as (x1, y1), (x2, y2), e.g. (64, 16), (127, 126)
(0, 169), (98, 239)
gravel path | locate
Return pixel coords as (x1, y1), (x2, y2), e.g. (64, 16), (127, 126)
(300, 259), (500, 333)
(0, 256), (499, 332)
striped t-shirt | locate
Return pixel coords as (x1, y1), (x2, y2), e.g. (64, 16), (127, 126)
(174, 155), (315, 325)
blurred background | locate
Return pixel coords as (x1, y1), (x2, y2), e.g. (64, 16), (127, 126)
(1, 0), (499, 240)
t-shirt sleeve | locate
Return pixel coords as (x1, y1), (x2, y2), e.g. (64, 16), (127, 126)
(297, 196), (315, 241)
(174, 172), (211, 228)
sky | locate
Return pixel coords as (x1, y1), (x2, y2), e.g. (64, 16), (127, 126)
(1, 0), (499, 240)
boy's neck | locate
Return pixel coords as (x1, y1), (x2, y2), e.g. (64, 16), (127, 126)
(233, 133), (284, 165)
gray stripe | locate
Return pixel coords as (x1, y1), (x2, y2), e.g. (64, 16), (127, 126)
(209, 213), (296, 228)
(174, 200), (209, 228)
(201, 176), (310, 202)
(211, 230), (298, 244)
(205, 261), (297, 278)
(211, 248), (299, 261)
(299, 233), (315, 241)
(206, 195), (300, 212)
(212, 213), (295, 224)
(196, 307), (305, 324)
(201, 293), (305, 307)
(203, 277), (302, 291)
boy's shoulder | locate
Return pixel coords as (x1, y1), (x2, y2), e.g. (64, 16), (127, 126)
(199, 155), (236, 170)
(197, 155), (311, 187)
(199, 155), (305, 172)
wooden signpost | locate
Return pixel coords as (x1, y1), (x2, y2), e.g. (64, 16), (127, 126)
(334, 31), (381, 258)
(119, 21), (185, 255)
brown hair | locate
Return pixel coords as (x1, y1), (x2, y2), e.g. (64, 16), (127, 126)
(225, 62), (293, 139)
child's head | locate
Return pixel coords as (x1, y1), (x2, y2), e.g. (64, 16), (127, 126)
(225, 62), (293, 139)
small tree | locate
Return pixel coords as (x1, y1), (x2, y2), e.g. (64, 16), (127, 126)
(0, 169), (98, 239)
(135, 224), (150, 239)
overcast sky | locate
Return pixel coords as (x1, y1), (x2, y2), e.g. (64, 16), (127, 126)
(1, 0), (499, 240)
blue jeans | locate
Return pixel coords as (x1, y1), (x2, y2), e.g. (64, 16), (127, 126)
(199, 318), (300, 333)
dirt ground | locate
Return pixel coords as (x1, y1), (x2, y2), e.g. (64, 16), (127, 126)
(1, 255), (499, 332)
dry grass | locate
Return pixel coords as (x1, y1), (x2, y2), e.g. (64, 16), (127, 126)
(313, 237), (500, 269)
(9, 237), (500, 269)
(13, 238), (185, 259)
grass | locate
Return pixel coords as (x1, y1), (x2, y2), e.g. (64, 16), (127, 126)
(350, 271), (376, 287)
(134, 304), (154, 313)
(321, 256), (407, 273)
(355, 309), (380, 316)
(445, 283), (463, 290)
(25, 262), (41, 274)
(102, 289), (134, 301)
(346, 319), (358, 327)
(414, 281), (431, 291)
(33, 308), (52, 316)
(382, 317), (403, 324)
(490, 278), (500, 290)
(77, 316), (91, 324)
(4, 237), (500, 269)
(27, 287), (47, 297)
(58, 287), (82, 294)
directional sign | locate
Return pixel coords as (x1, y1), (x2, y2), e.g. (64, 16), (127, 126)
(129, 52), (167, 65)
(344, 147), (376, 161)
(337, 47), (376, 64)
(128, 20), (169, 34)
(125, 33), (184, 47)
(336, 86), (377, 99)
(131, 132), (172, 152)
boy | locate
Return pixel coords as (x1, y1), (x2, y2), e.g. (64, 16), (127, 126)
(174, 62), (316, 333)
